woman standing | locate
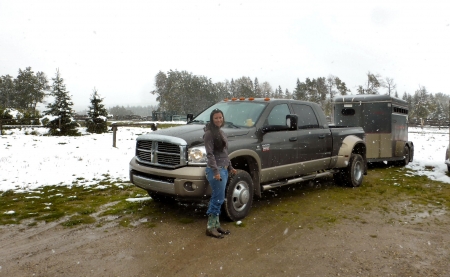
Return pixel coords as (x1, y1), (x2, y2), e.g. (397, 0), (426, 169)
(204, 108), (237, 239)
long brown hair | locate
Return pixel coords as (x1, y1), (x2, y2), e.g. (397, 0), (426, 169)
(204, 109), (226, 151)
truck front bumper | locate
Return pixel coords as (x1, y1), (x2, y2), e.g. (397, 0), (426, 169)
(129, 157), (211, 199)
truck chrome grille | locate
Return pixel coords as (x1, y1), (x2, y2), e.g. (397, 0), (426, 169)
(136, 140), (186, 168)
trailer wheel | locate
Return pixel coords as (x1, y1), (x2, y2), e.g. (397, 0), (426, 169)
(340, 154), (364, 187)
(401, 145), (410, 166)
(222, 170), (254, 222)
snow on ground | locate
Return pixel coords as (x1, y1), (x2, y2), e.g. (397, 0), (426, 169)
(407, 127), (450, 183)
(1, 125), (449, 193)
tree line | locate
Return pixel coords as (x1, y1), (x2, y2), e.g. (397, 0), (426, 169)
(151, 70), (450, 121)
(0, 67), (109, 135)
(0, 67), (49, 116)
(1, 67), (449, 126)
(0, 67), (157, 120)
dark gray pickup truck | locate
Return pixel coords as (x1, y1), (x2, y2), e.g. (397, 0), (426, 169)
(129, 98), (367, 221)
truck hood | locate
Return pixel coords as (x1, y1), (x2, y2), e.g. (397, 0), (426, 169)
(138, 124), (250, 147)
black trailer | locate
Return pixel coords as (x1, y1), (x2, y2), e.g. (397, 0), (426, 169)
(332, 95), (414, 165)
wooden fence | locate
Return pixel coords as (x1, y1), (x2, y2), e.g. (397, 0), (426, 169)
(0, 118), (42, 133)
(111, 122), (157, 147)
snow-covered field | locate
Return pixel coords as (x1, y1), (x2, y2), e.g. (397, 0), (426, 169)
(1, 126), (449, 193)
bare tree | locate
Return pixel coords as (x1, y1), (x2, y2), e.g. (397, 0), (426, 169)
(384, 77), (397, 96)
(326, 75), (336, 99)
(260, 81), (273, 98)
(365, 72), (383, 94)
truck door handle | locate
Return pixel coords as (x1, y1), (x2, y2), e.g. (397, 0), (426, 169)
(318, 135), (325, 139)
(289, 137), (297, 141)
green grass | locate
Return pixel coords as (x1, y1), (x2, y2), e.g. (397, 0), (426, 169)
(1, 164), (450, 230)
(248, 164), (450, 229)
(0, 181), (153, 227)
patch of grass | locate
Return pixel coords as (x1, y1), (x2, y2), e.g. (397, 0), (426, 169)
(143, 222), (157, 228)
(178, 217), (195, 224)
(244, 164), (450, 230)
(119, 217), (132, 227)
(62, 215), (96, 227)
(0, 181), (148, 226)
(2, 164), (450, 230)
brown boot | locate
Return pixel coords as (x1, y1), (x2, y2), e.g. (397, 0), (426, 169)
(217, 227), (230, 235)
(206, 228), (224, 239)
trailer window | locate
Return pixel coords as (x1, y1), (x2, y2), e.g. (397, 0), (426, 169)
(341, 108), (355, 116)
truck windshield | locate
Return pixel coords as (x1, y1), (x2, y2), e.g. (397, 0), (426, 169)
(190, 101), (267, 128)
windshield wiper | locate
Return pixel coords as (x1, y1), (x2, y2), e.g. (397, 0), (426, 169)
(225, 122), (240, 128)
(188, 120), (204, 124)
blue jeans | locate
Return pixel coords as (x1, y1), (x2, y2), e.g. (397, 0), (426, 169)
(205, 167), (228, 216)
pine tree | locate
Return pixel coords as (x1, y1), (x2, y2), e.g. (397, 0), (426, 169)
(293, 78), (307, 101)
(43, 69), (79, 136)
(86, 88), (108, 133)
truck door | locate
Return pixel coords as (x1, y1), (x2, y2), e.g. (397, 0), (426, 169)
(292, 104), (332, 170)
(260, 103), (298, 169)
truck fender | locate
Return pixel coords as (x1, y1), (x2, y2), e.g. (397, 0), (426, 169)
(228, 149), (262, 197)
(335, 135), (366, 169)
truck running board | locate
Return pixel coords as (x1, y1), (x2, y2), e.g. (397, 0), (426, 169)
(261, 170), (337, 191)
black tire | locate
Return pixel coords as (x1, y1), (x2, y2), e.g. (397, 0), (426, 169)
(222, 170), (254, 222)
(447, 165), (450, 173)
(401, 146), (410, 166)
(339, 154), (364, 187)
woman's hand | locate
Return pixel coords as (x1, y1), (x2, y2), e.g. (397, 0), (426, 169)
(214, 174), (221, 180)
(230, 169), (237, 175)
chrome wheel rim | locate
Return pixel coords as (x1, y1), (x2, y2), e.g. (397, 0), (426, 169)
(231, 181), (250, 212)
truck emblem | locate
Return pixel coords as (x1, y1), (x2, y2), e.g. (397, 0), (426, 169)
(262, 144), (270, 152)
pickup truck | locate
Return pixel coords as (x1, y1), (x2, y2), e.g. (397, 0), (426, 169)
(129, 98), (367, 221)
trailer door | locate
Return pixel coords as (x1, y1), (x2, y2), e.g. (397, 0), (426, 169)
(362, 102), (392, 159)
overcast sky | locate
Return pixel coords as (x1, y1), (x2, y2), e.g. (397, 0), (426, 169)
(1, 0), (449, 112)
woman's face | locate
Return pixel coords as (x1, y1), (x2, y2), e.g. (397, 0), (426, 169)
(212, 112), (223, 128)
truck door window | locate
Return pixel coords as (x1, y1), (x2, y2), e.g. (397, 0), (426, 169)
(292, 104), (319, 129)
(266, 104), (290, 126)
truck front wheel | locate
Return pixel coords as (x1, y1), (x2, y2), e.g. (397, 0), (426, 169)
(222, 170), (254, 222)
(337, 153), (364, 187)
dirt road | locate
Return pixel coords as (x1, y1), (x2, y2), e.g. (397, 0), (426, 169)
(1, 169), (450, 277)
(1, 203), (449, 276)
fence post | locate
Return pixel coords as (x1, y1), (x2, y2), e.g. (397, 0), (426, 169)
(112, 124), (117, 147)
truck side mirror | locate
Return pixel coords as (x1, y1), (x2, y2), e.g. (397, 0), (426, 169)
(286, 114), (298, 130)
(187, 113), (194, 123)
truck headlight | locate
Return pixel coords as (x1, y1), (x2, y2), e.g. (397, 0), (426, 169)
(188, 146), (207, 164)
